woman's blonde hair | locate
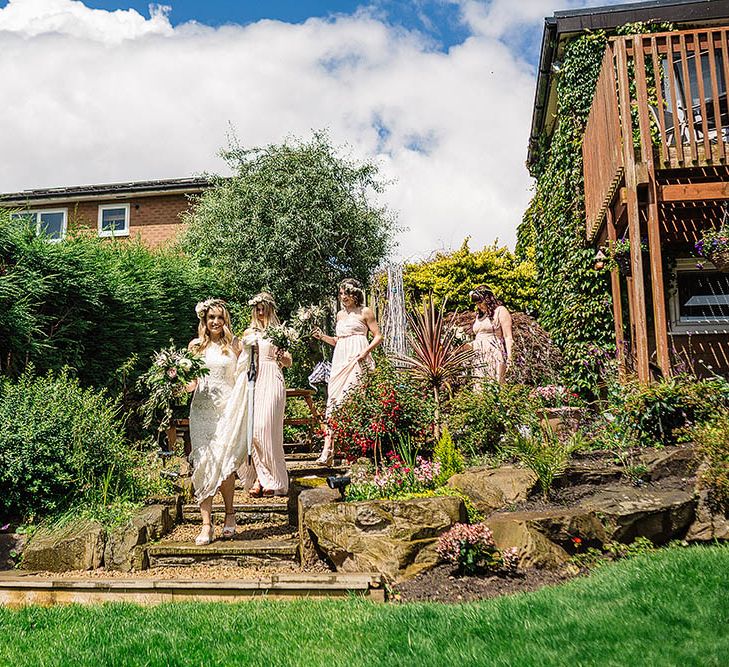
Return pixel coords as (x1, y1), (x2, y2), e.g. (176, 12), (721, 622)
(193, 298), (234, 354)
(248, 292), (280, 331)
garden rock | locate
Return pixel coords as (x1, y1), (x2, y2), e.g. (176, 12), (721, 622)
(555, 457), (622, 488)
(288, 476), (328, 525)
(581, 486), (696, 543)
(686, 470), (729, 542)
(486, 514), (570, 569)
(489, 508), (608, 551)
(105, 504), (172, 572)
(447, 466), (536, 513)
(640, 445), (695, 482)
(23, 520), (105, 572)
(297, 486), (341, 566)
(304, 496), (466, 581)
(0, 533), (27, 569)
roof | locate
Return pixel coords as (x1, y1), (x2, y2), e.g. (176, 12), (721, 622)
(0, 176), (215, 206)
(527, 0), (729, 166)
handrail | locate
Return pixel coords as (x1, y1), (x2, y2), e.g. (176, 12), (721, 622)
(583, 27), (729, 238)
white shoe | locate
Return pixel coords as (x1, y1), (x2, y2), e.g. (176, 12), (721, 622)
(195, 524), (214, 546)
(315, 448), (334, 466)
(222, 512), (237, 538)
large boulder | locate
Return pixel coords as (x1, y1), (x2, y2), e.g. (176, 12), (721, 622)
(486, 513), (570, 569)
(23, 520), (105, 572)
(105, 504), (173, 572)
(447, 466), (536, 513)
(581, 486), (696, 544)
(304, 496), (466, 582)
(297, 486), (341, 567)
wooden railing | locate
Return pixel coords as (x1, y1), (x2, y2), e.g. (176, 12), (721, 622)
(584, 43), (623, 241)
(583, 27), (729, 238)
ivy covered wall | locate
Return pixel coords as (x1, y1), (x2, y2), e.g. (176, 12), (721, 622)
(516, 31), (613, 393)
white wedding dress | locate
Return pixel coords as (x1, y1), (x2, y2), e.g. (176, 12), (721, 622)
(189, 341), (252, 503)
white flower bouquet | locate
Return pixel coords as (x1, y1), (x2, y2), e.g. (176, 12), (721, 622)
(263, 323), (300, 351)
(137, 344), (209, 432)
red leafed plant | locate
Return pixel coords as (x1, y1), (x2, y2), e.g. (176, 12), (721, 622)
(397, 299), (473, 434)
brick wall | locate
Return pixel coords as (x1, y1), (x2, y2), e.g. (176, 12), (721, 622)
(66, 193), (193, 247)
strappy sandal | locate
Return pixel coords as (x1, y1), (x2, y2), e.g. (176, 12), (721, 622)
(195, 524), (214, 546)
(222, 512), (237, 538)
(249, 484), (263, 498)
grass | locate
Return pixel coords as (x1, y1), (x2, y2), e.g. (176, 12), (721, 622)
(0, 544), (727, 666)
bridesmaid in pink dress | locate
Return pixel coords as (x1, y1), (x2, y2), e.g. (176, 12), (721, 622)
(238, 292), (291, 497)
(312, 278), (382, 464)
(469, 285), (513, 385)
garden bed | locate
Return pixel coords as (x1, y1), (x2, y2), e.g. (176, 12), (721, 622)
(392, 562), (575, 603)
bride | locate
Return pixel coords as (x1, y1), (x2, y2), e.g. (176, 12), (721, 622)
(187, 298), (250, 545)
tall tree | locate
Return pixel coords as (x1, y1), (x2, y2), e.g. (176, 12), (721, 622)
(182, 132), (396, 316)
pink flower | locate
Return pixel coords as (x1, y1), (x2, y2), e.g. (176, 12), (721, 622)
(166, 368), (178, 380)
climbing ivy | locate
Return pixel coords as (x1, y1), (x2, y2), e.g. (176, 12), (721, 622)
(518, 23), (673, 394)
(518, 31), (613, 394)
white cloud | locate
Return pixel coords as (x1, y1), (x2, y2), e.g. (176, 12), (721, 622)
(0, 0), (623, 259)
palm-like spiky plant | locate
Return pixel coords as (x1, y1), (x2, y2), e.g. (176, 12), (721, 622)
(397, 299), (473, 435)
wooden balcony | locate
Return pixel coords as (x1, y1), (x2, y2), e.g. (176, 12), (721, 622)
(584, 27), (729, 240)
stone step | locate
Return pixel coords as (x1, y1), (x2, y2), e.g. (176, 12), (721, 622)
(146, 538), (299, 568)
(0, 572), (386, 604)
(284, 452), (320, 462)
(181, 503), (288, 524)
(284, 442), (312, 453)
(287, 462), (348, 477)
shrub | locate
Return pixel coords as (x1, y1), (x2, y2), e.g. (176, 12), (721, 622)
(0, 368), (143, 519)
(504, 422), (580, 500)
(446, 383), (536, 456)
(0, 211), (226, 390)
(617, 375), (729, 447)
(329, 356), (436, 460)
(436, 522), (518, 575)
(693, 409), (729, 513)
(432, 425), (465, 484)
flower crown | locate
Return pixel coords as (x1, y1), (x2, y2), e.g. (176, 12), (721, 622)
(195, 298), (226, 320)
(248, 293), (277, 309)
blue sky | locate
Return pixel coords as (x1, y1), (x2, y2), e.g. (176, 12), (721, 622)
(65, 1), (472, 49)
(0, 0), (621, 256)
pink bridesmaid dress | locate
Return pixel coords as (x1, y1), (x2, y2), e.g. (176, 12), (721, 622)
(472, 311), (508, 384)
(326, 311), (375, 417)
(238, 333), (289, 494)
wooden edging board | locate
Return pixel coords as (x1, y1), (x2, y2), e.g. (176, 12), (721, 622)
(0, 572), (385, 605)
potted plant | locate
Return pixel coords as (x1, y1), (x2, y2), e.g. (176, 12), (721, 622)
(604, 237), (647, 276)
(695, 226), (729, 273)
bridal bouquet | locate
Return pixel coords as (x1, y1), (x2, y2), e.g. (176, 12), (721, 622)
(137, 345), (209, 432)
(292, 304), (327, 338)
(263, 323), (300, 351)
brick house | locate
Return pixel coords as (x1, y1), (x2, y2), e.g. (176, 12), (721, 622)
(0, 177), (212, 247)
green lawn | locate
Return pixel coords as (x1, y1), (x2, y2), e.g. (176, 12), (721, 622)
(1, 544), (727, 667)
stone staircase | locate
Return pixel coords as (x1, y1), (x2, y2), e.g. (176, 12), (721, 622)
(145, 443), (344, 571)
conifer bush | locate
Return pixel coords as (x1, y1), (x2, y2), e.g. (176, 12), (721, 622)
(0, 368), (143, 519)
(0, 211), (225, 390)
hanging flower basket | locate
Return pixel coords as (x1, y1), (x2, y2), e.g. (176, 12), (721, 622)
(696, 205), (729, 273)
(696, 233), (729, 273)
(602, 237), (648, 276)
(614, 251), (632, 276)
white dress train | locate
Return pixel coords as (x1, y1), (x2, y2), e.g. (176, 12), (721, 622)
(189, 341), (252, 503)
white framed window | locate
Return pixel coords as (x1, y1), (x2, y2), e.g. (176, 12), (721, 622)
(98, 203), (130, 238)
(669, 258), (729, 334)
(10, 208), (67, 242)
